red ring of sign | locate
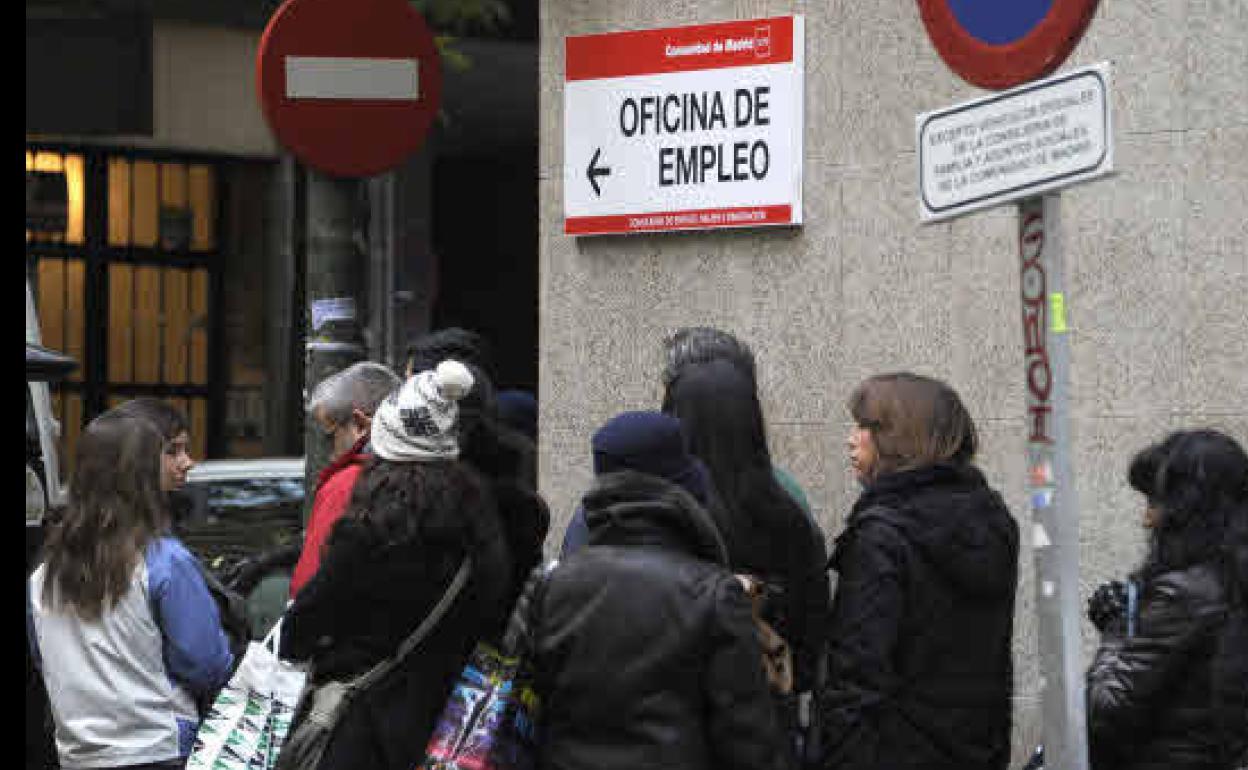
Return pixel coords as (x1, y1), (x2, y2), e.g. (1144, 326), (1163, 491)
(916, 0), (1100, 90)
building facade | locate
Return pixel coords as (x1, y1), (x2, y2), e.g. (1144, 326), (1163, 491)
(26, 1), (540, 466)
(537, 0), (1248, 757)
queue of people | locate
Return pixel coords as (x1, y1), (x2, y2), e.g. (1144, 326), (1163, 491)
(25, 325), (1248, 770)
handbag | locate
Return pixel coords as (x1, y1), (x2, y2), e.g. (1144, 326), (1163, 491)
(418, 562), (554, 770)
(736, 574), (795, 695)
(275, 558), (472, 770)
(187, 617), (307, 770)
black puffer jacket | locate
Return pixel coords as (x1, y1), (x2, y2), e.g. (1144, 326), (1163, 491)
(1087, 561), (1247, 770)
(280, 464), (514, 770)
(533, 471), (792, 770)
(819, 463), (1019, 770)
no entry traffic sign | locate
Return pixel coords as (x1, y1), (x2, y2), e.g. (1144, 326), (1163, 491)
(256, 0), (442, 178)
(563, 16), (804, 236)
(917, 0), (1100, 89)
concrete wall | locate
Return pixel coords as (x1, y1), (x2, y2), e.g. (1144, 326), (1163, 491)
(153, 22), (278, 157)
(538, 0), (1248, 758)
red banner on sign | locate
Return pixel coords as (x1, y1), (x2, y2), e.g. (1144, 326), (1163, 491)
(565, 205), (792, 235)
(566, 16), (794, 81)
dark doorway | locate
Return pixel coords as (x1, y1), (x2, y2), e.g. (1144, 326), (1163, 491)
(431, 148), (538, 392)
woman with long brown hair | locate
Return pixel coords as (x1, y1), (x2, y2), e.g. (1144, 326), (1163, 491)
(819, 373), (1019, 770)
(27, 412), (233, 770)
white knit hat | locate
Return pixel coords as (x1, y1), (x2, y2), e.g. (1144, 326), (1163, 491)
(370, 360), (475, 462)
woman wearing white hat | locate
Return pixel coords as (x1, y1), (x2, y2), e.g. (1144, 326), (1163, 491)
(280, 361), (515, 770)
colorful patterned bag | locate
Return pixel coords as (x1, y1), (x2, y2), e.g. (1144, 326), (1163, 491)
(418, 563), (553, 770)
(187, 619), (306, 770)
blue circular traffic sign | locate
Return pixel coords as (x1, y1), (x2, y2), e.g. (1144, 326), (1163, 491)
(918, 0), (1100, 89)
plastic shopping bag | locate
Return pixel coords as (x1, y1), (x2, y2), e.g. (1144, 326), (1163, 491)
(188, 619), (306, 770)
(418, 642), (539, 770)
(418, 563), (554, 770)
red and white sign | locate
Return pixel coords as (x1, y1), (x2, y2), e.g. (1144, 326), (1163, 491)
(564, 17), (804, 236)
(256, 0), (442, 178)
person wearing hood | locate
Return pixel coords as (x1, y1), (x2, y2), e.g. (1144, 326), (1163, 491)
(818, 373), (1019, 770)
(559, 409), (715, 557)
(533, 411), (792, 770)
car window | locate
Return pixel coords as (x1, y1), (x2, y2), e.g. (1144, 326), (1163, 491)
(175, 475), (305, 576)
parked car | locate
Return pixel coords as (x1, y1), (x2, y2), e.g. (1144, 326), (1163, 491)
(174, 457), (307, 638)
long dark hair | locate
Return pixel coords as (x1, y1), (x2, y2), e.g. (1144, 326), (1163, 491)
(1129, 429), (1248, 578)
(662, 358), (804, 568)
(336, 460), (489, 546)
(41, 413), (169, 619)
(330, 457), (510, 608)
(1129, 429), (1248, 760)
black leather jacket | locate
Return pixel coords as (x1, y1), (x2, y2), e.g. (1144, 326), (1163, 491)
(533, 471), (792, 770)
(1087, 561), (1246, 770)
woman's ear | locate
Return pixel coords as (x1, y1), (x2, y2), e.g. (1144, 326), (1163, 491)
(352, 408), (372, 431)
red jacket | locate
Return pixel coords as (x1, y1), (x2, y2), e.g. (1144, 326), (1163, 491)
(289, 437), (370, 599)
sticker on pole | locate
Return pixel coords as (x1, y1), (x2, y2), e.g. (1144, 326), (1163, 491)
(917, 62), (1112, 223)
(563, 16), (804, 236)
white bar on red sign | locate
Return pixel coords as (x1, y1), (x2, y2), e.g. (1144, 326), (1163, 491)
(285, 56), (420, 101)
(563, 16), (804, 236)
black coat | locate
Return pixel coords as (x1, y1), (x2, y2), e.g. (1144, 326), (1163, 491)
(280, 464), (514, 770)
(533, 471), (792, 770)
(1087, 561), (1248, 770)
(716, 477), (831, 696)
(819, 464), (1019, 770)
(463, 419), (551, 604)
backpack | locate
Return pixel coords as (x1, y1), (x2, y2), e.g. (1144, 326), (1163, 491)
(736, 574), (794, 695)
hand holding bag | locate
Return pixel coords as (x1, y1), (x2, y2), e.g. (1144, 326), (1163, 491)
(419, 562), (554, 770)
(187, 618), (306, 770)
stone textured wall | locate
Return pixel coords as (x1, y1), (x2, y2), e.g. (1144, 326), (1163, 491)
(539, 0), (1247, 757)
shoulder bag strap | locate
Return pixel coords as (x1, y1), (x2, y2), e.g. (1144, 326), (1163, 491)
(351, 557), (473, 692)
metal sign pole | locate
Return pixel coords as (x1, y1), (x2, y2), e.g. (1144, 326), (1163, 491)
(302, 170), (367, 522)
(1018, 193), (1089, 770)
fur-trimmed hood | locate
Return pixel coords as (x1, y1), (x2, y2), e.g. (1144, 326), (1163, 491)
(581, 470), (728, 566)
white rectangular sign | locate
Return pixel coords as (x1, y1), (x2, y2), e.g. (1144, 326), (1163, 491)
(917, 62), (1113, 223)
(564, 16), (804, 236)
(285, 57), (420, 101)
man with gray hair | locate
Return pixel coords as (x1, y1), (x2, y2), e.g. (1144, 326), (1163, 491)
(290, 361), (400, 597)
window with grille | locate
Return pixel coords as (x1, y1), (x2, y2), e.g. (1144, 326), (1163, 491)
(26, 147), (220, 466)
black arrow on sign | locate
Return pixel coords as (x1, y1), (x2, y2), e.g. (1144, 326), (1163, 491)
(587, 148), (611, 197)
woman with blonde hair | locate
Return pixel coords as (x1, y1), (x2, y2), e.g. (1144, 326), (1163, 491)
(27, 412), (234, 770)
(819, 372), (1019, 770)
